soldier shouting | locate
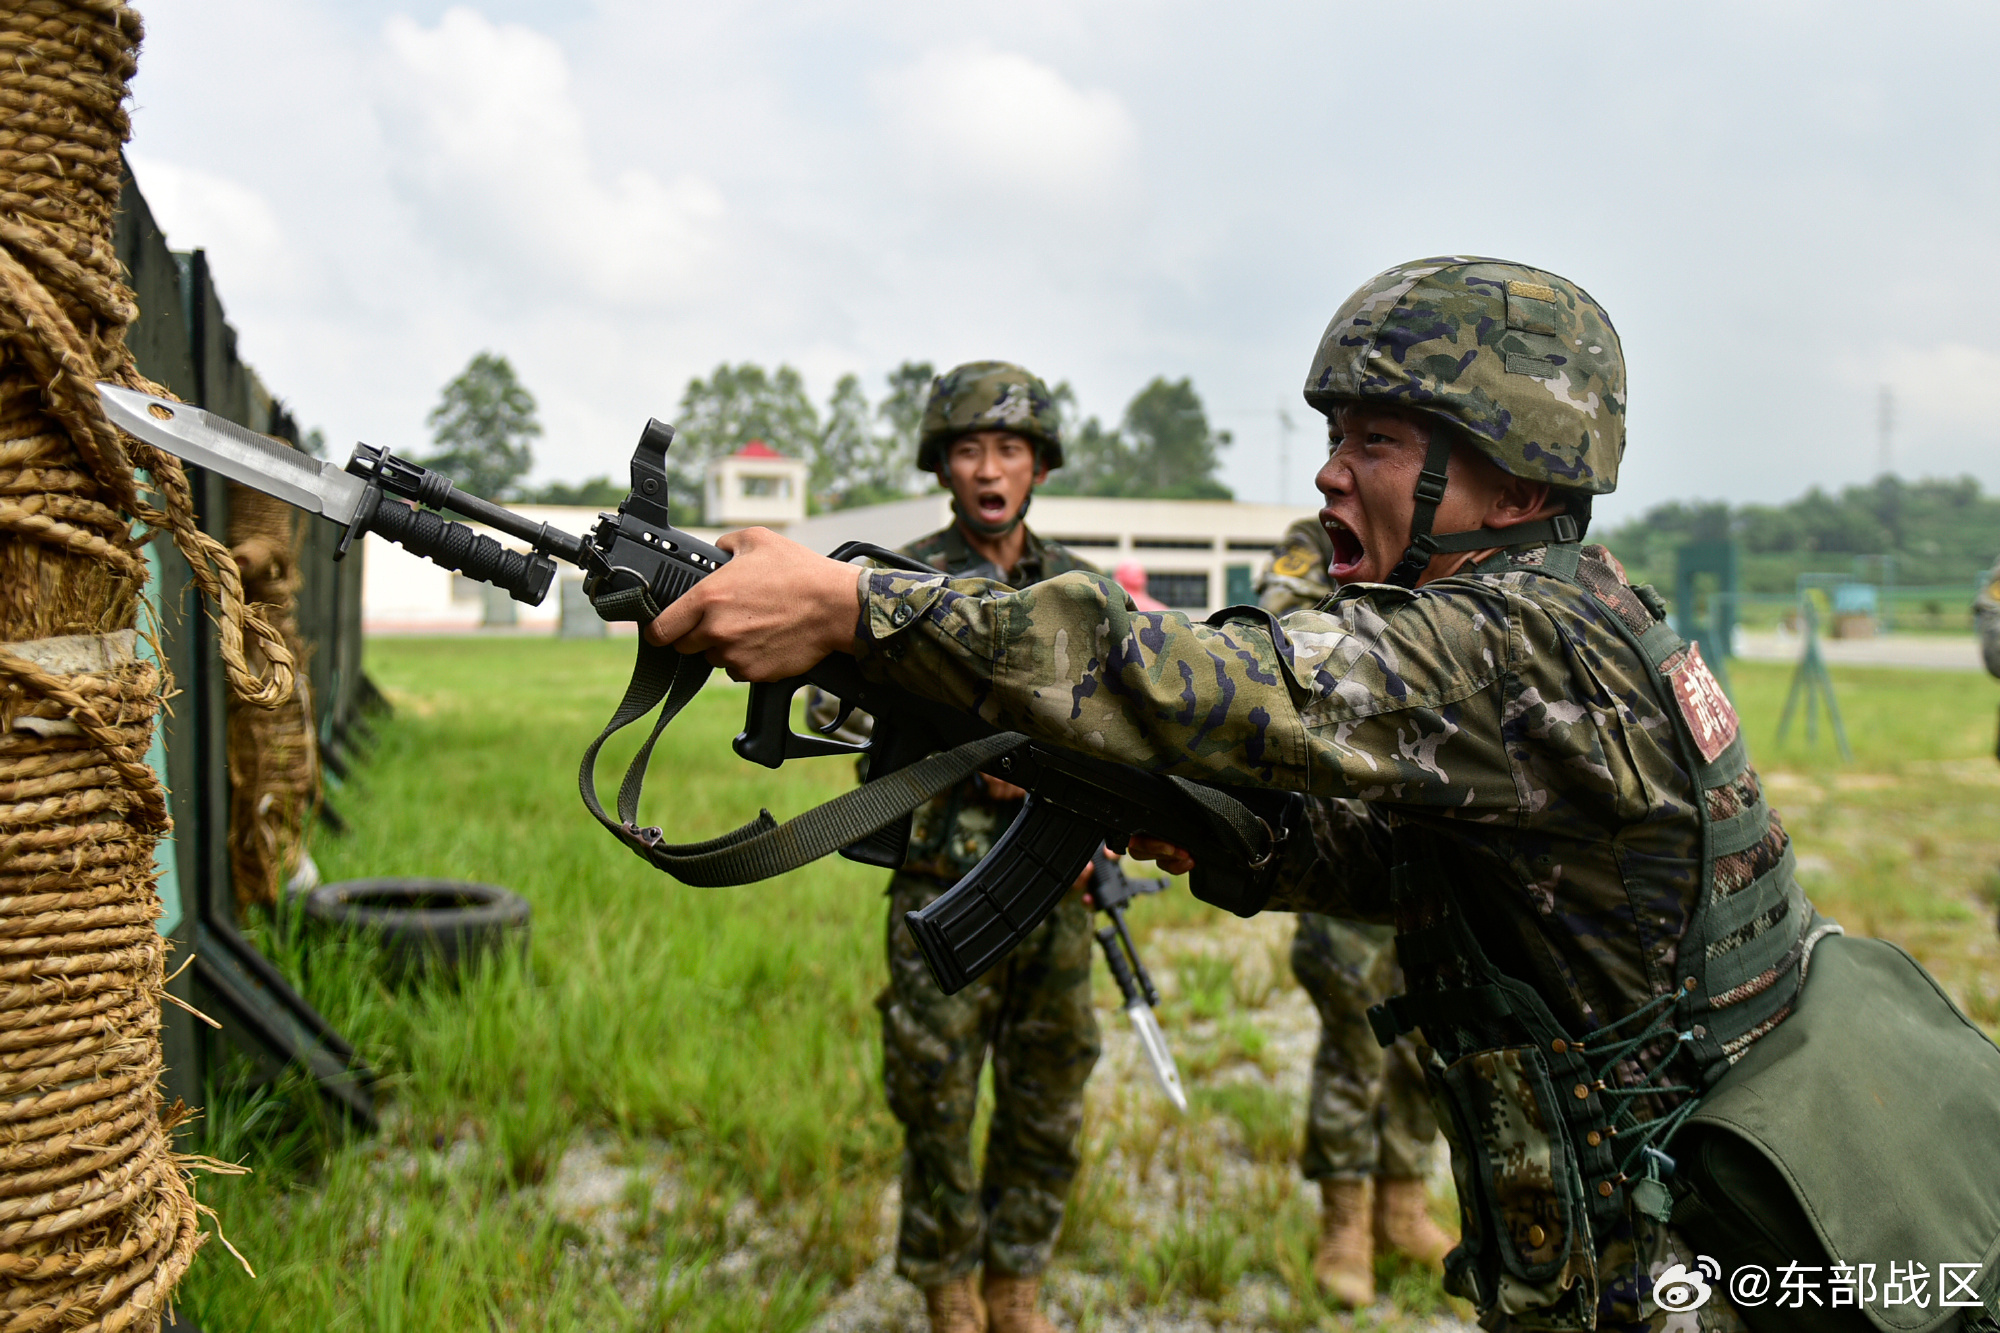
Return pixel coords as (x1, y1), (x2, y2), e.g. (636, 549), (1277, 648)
(873, 363), (1100, 1333)
(651, 259), (2000, 1332)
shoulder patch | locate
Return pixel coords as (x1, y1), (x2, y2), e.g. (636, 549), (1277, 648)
(1270, 544), (1322, 580)
(1663, 641), (1739, 763)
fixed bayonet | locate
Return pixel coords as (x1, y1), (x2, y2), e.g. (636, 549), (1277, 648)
(99, 384), (370, 524)
(96, 382), (574, 605)
(1089, 848), (1187, 1112)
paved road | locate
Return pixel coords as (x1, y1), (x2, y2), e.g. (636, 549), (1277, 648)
(1737, 631), (1984, 671)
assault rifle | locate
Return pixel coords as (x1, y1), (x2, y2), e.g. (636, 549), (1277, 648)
(1087, 849), (1186, 1111)
(98, 387), (1289, 994)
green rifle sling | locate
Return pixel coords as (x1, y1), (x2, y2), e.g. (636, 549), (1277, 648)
(577, 637), (1027, 886)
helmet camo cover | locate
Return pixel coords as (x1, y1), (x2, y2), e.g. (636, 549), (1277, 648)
(917, 360), (1064, 472)
(1304, 257), (1626, 494)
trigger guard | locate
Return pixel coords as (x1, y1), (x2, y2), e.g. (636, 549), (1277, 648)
(813, 698), (856, 737)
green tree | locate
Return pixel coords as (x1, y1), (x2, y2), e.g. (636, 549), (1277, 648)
(1036, 383), (1129, 497)
(524, 477), (625, 507)
(807, 362), (934, 512)
(1121, 376), (1233, 499)
(1600, 473), (2000, 592)
(810, 374), (878, 511)
(671, 363), (821, 523)
(419, 352), (542, 500)
(1040, 376), (1233, 500)
(879, 360), (936, 472)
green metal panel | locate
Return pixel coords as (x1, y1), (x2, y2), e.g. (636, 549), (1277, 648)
(111, 158), (374, 1127)
(1675, 539), (1741, 693)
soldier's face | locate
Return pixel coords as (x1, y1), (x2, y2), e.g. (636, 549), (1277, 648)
(1316, 407), (1510, 586)
(940, 430), (1048, 526)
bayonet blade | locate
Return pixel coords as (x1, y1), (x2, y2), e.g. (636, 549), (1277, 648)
(1126, 1002), (1188, 1113)
(96, 383), (368, 526)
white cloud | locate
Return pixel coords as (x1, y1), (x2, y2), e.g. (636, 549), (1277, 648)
(375, 7), (726, 308)
(873, 45), (1138, 203)
(123, 154), (291, 293)
(113, 0), (2000, 506)
(1880, 342), (2000, 432)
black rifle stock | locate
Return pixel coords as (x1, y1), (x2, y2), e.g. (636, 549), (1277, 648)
(333, 417), (1286, 995)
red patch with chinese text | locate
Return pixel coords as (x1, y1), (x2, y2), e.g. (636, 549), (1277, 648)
(1664, 641), (1739, 762)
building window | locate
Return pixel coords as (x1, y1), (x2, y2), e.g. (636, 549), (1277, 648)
(1225, 564), (1254, 605)
(1148, 572), (1209, 608)
(741, 474), (785, 498)
(1134, 537), (1215, 550)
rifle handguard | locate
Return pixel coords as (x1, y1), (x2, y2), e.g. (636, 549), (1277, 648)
(364, 494), (555, 605)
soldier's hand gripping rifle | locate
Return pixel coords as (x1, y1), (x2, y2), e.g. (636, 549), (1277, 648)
(98, 387), (1295, 995)
(1086, 849), (1187, 1112)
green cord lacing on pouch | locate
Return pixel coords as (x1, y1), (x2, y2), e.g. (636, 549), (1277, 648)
(1574, 987), (1703, 1183)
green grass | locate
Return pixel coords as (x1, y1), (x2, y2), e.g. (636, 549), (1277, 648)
(177, 636), (2000, 1328)
(1192, 1082), (1298, 1165)
(1729, 658), (1998, 771)
(179, 637), (891, 1329)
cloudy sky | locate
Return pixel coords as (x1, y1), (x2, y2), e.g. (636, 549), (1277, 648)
(126, 1), (2000, 525)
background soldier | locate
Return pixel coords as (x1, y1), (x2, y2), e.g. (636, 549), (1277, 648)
(1977, 555), (2000, 681)
(650, 256), (2000, 1333)
(878, 362), (1100, 1333)
(1257, 518), (1453, 1308)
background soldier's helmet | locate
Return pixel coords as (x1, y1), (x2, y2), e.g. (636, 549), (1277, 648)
(1302, 257), (1626, 494)
(916, 360), (1065, 472)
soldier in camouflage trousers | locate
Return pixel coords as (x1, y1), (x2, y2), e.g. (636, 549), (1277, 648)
(1260, 517), (1452, 1307)
(657, 258), (2000, 1332)
(879, 362), (1100, 1333)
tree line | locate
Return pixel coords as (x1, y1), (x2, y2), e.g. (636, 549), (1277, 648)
(1601, 474), (2000, 591)
(411, 353), (1235, 523)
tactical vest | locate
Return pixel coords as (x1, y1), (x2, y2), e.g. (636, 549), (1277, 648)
(1367, 543), (1825, 1326)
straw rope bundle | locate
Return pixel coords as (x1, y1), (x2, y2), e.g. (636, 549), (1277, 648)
(0, 636), (199, 1332)
(226, 482), (318, 911)
(0, 3), (298, 1327)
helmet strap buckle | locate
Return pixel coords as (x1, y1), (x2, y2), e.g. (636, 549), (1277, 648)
(1387, 436), (1457, 588)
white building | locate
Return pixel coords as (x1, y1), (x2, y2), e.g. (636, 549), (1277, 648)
(362, 473), (1316, 632)
(704, 440), (809, 527)
(781, 493), (1314, 615)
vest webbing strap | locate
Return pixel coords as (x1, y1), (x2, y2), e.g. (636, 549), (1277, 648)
(1706, 799), (1773, 858)
(577, 638), (1027, 886)
(1530, 549), (1810, 1074)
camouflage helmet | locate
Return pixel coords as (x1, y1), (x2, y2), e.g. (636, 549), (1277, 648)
(1303, 256), (1625, 494)
(916, 360), (1064, 472)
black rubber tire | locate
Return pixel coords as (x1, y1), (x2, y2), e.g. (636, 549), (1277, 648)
(304, 878), (531, 982)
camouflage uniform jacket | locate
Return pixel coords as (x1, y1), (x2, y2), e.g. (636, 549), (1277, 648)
(1977, 554), (2000, 680)
(856, 542), (1800, 1102)
(896, 522), (1097, 881)
(1258, 514), (1336, 616)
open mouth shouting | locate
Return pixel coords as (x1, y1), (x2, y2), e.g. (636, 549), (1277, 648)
(1321, 513), (1366, 581)
(975, 489), (1013, 526)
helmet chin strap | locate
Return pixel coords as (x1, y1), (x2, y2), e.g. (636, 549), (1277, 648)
(1384, 436), (1580, 588)
(952, 491), (1032, 538)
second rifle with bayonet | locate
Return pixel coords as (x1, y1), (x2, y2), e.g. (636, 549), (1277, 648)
(1086, 849), (1187, 1112)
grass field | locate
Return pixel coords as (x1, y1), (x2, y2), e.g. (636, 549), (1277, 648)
(171, 640), (2000, 1330)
